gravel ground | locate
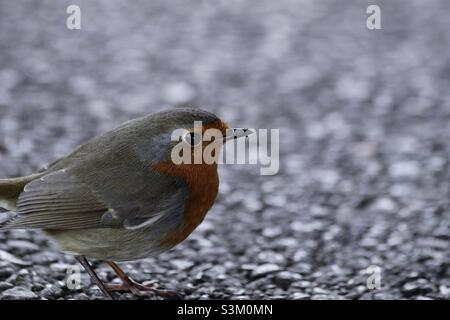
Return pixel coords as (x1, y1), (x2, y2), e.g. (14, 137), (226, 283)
(1, 0), (450, 300)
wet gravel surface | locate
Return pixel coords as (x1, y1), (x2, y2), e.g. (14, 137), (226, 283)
(1, 0), (450, 300)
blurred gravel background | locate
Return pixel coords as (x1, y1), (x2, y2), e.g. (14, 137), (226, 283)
(1, 0), (450, 300)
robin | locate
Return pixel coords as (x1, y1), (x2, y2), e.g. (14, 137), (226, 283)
(0, 108), (253, 299)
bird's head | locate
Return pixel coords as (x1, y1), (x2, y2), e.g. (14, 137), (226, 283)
(134, 108), (253, 165)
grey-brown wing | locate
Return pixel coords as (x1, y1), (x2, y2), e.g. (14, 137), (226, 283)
(4, 168), (188, 231)
(4, 170), (108, 230)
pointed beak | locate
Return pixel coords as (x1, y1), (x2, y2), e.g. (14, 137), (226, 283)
(224, 128), (255, 142)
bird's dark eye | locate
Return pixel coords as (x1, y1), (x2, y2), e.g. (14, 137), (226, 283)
(183, 131), (202, 146)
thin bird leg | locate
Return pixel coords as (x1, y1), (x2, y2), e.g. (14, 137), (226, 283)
(75, 256), (113, 300)
(106, 261), (181, 299)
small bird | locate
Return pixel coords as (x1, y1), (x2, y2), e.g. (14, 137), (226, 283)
(0, 108), (253, 299)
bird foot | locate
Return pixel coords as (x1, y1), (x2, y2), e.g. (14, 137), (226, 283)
(106, 278), (182, 299)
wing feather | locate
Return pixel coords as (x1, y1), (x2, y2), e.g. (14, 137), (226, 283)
(4, 170), (108, 230)
(3, 167), (189, 231)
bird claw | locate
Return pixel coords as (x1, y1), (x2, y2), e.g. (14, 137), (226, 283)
(105, 279), (182, 300)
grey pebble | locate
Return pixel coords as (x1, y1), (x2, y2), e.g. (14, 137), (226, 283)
(170, 259), (195, 270)
(251, 264), (282, 279)
(0, 286), (38, 300)
(0, 281), (14, 291)
(273, 271), (302, 290)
